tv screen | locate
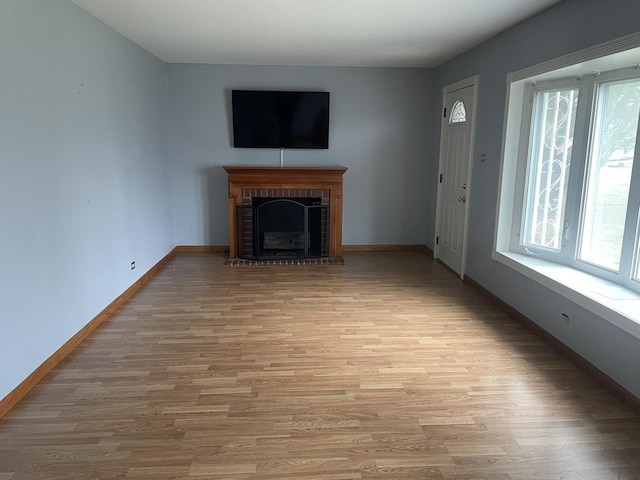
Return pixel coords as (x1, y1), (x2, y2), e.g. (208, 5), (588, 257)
(232, 90), (329, 149)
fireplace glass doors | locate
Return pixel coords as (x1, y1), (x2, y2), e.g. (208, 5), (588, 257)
(236, 197), (329, 260)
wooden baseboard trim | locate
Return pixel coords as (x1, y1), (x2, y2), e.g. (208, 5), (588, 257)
(0, 248), (178, 419)
(463, 275), (640, 415)
(173, 245), (435, 256)
(174, 245), (228, 254)
(343, 244), (431, 253)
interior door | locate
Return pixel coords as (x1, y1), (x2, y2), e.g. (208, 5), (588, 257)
(435, 77), (478, 278)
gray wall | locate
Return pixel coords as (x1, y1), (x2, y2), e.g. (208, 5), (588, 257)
(432, 0), (640, 397)
(0, 1), (174, 399)
(166, 64), (434, 246)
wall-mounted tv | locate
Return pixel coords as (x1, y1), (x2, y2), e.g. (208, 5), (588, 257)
(232, 90), (329, 149)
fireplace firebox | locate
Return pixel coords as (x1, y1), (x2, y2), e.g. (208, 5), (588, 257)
(247, 197), (327, 260)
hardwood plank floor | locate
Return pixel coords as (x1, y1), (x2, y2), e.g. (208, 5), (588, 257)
(1, 252), (639, 479)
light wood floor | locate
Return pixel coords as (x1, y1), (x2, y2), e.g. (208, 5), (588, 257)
(1, 252), (639, 479)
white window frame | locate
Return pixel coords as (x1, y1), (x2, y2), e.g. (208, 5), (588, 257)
(494, 32), (640, 340)
(513, 78), (584, 261)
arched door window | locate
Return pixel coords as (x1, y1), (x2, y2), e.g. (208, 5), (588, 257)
(450, 100), (467, 124)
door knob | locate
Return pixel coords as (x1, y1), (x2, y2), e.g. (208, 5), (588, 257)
(458, 196), (466, 203)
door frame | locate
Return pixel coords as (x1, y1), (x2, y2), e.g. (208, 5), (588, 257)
(434, 75), (480, 279)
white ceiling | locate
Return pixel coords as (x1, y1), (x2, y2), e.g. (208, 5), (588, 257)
(70, 0), (562, 68)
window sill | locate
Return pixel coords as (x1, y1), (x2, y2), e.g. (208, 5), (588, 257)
(492, 250), (640, 339)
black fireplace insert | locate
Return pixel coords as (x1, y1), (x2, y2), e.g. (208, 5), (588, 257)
(236, 197), (329, 260)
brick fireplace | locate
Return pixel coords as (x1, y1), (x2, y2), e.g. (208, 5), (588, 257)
(223, 166), (347, 260)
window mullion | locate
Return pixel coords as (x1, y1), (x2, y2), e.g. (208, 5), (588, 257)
(556, 89), (577, 260)
(564, 77), (594, 266)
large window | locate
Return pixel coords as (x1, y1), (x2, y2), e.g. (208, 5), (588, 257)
(508, 68), (640, 292)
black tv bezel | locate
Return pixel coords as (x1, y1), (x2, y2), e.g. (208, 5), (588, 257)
(231, 90), (330, 150)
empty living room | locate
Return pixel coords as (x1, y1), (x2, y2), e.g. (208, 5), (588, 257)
(1, 1), (640, 479)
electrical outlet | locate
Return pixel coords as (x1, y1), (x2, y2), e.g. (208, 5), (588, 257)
(130, 261), (136, 270)
(561, 313), (570, 324)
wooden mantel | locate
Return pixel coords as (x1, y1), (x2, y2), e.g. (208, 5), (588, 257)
(223, 166), (348, 259)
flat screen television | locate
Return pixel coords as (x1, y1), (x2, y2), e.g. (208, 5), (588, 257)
(232, 90), (329, 149)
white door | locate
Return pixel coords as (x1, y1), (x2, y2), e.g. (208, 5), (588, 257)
(434, 77), (478, 278)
